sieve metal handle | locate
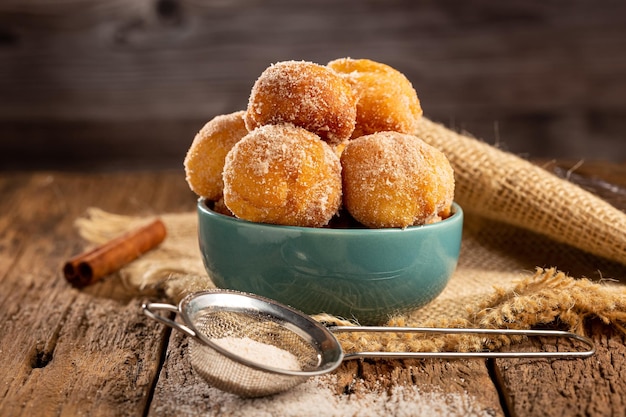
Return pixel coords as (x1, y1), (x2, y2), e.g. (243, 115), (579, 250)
(142, 302), (197, 338)
(329, 326), (596, 359)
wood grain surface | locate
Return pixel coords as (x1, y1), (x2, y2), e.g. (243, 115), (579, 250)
(0, 171), (194, 416)
(1, 0), (625, 171)
(494, 320), (626, 417)
(0, 163), (624, 416)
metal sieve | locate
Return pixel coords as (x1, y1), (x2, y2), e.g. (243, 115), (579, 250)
(142, 289), (595, 398)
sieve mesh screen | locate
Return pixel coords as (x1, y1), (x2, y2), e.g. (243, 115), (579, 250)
(188, 309), (321, 397)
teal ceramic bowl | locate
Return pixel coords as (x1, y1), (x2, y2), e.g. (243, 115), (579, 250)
(197, 199), (463, 325)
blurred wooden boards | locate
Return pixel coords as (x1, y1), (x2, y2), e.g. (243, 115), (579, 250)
(1, 0), (626, 170)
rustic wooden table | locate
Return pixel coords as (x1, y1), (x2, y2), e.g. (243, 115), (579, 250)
(1, 162), (625, 416)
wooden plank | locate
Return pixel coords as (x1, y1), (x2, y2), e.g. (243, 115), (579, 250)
(0, 120), (196, 171)
(147, 330), (505, 416)
(493, 321), (626, 417)
(337, 358), (504, 416)
(0, 171), (195, 416)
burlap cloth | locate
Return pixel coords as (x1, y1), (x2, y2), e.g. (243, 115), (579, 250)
(76, 117), (626, 354)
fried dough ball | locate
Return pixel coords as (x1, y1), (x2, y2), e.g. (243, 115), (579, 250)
(184, 111), (248, 200)
(245, 61), (357, 145)
(327, 58), (423, 138)
(223, 124), (342, 227)
(341, 131), (454, 228)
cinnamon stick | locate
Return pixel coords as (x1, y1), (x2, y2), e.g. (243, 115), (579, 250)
(63, 218), (167, 288)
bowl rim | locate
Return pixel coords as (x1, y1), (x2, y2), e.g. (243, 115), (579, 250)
(198, 198), (463, 235)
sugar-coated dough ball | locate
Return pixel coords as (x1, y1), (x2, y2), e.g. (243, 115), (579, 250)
(341, 132), (454, 228)
(184, 111), (248, 200)
(327, 58), (423, 138)
(245, 61), (357, 145)
(223, 124), (342, 227)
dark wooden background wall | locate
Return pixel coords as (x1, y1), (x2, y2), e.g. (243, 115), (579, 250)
(1, 0), (625, 171)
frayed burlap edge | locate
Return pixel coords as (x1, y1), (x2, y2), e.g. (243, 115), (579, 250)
(329, 268), (626, 354)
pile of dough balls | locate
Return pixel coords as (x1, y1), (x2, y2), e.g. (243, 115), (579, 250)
(184, 58), (455, 229)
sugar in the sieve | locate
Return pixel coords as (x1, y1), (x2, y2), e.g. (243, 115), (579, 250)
(213, 336), (301, 371)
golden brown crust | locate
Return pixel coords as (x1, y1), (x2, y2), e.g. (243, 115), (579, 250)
(245, 61), (357, 145)
(185, 58), (453, 230)
(223, 123), (342, 227)
(340, 131), (454, 228)
(184, 111), (248, 200)
(327, 58), (423, 138)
